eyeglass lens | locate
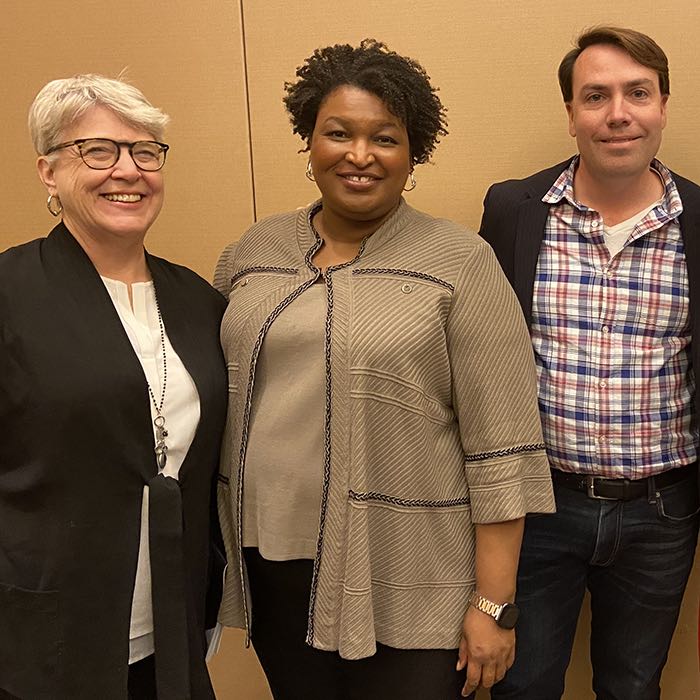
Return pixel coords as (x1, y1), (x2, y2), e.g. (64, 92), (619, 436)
(78, 139), (166, 171)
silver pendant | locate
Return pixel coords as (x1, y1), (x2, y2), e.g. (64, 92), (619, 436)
(154, 414), (169, 470)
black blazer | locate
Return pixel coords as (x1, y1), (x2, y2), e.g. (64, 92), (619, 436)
(479, 158), (700, 487)
(0, 224), (228, 699)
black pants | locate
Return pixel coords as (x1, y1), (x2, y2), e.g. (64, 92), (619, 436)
(128, 654), (157, 700)
(0, 658), (157, 700)
(243, 548), (467, 700)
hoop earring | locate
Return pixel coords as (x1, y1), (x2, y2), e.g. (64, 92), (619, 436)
(305, 160), (315, 182)
(403, 171), (417, 192)
(47, 194), (63, 217)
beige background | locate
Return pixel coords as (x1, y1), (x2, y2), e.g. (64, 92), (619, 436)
(2, 0), (698, 697)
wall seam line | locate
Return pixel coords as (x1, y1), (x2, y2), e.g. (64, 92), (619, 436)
(238, 0), (257, 222)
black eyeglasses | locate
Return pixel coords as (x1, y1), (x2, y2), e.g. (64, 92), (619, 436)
(45, 138), (170, 171)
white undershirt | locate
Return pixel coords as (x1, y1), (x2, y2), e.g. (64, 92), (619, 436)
(603, 200), (661, 258)
(101, 277), (200, 664)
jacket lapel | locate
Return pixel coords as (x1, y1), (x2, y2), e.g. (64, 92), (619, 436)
(44, 224), (163, 480)
(512, 158), (574, 327)
(148, 256), (221, 480)
(513, 196), (550, 326)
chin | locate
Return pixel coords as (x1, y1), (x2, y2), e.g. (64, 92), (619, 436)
(345, 200), (399, 222)
(104, 223), (151, 239)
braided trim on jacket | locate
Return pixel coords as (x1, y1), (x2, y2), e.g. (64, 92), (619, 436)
(306, 217), (368, 646)
(464, 443), (547, 463)
(230, 266), (298, 286)
(235, 276), (319, 640)
(353, 267), (454, 291)
(348, 490), (470, 508)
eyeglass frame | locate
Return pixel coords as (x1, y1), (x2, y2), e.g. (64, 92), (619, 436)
(45, 138), (170, 171)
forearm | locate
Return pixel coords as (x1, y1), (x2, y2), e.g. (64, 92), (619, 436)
(473, 518), (524, 603)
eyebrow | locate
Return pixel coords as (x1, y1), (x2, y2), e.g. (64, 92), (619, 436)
(320, 116), (402, 129)
(579, 78), (656, 92)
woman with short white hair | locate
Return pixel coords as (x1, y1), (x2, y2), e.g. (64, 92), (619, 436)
(0, 74), (227, 700)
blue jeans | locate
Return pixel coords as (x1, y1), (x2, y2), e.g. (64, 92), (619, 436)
(492, 473), (699, 700)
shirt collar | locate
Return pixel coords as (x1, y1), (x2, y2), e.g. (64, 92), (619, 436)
(542, 155), (683, 220)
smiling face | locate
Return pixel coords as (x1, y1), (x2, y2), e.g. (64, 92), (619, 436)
(566, 43), (668, 183)
(37, 105), (164, 247)
(309, 85), (411, 228)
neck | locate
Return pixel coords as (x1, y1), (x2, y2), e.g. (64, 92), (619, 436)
(573, 160), (664, 226)
(315, 206), (394, 245)
(312, 205), (397, 270)
(64, 220), (151, 284)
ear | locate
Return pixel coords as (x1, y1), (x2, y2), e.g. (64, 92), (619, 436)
(565, 102), (576, 138)
(36, 156), (58, 194)
(660, 94), (669, 130)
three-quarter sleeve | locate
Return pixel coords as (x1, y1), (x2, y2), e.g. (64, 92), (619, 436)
(447, 239), (554, 523)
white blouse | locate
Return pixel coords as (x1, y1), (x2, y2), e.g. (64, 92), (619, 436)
(101, 277), (200, 664)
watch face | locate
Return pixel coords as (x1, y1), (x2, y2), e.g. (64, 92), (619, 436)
(497, 603), (520, 630)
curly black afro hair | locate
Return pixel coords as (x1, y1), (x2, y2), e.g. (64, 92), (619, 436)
(284, 39), (448, 166)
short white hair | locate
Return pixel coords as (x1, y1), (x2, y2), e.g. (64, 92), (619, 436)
(28, 74), (170, 155)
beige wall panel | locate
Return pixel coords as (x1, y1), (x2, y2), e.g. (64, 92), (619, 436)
(244, 0), (700, 230)
(1, 0), (698, 697)
(1, 0), (253, 278)
(241, 1), (699, 698)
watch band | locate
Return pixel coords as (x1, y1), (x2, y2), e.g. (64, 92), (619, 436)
(469, 591), (506, 619)
(468, 591), (519, 629)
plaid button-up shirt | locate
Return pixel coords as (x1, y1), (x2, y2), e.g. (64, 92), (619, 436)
(533, 157), (697, 478)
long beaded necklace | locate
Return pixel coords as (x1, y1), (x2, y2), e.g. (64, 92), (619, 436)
(147, 290), (169, 470)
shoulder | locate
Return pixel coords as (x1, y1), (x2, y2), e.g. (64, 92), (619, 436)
(222, 208), (304, 258)
(0, 236), (43, 263)
(485, 158), (574, 203)
(0, 237), (44, 288)
(148, 254), (226, 311)
(404, 206), (485, 253)
(383, 205), (493, 286)
(214, 207), (308, 295)
(243, 208), (301, 235)
(670, 170), (700, 202)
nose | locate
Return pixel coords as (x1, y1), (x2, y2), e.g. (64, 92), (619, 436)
(606, 94), (631, 127)
(111, 145), (141, 180)
(345, 139), (375, 168)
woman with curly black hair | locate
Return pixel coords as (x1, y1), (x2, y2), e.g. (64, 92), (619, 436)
(214, 39), (554, 699)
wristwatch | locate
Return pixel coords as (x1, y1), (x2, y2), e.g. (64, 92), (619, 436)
(468, 591), (520, 630)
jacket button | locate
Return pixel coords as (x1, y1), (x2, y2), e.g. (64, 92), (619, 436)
(401, 283), (412, 294)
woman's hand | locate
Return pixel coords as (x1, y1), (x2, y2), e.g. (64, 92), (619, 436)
(456, 604), (515, 697)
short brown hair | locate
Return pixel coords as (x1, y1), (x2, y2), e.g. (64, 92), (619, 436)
(558, 26), (670, 102)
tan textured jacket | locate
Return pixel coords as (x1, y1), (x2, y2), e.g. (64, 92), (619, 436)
(214, 200), (554, 659)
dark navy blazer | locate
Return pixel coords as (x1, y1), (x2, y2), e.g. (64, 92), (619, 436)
(478, 157), (700, 492)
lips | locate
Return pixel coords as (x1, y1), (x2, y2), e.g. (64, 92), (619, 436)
(599, 136), (641, 144)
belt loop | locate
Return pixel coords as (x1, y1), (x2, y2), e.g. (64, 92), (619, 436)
(647, 475), (657, 504)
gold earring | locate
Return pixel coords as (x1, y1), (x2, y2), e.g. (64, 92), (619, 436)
(47, 194), (63, 217)
(403, 171), (416, 192)
(305, 160), (315, 182)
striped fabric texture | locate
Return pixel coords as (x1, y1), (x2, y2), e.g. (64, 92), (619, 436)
(534, 158), (697, 478)
(214, 200), (554, 659)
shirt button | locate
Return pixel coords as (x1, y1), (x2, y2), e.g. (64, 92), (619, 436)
(597, 435), (607, 444)
(591, 221), (600, 229)
(599, 380), (607, 388)
(401, 283), (413, 294)
(601, 325), (610, 333)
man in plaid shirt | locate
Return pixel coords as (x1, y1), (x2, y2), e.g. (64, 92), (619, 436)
(480, 26), (700, 700)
